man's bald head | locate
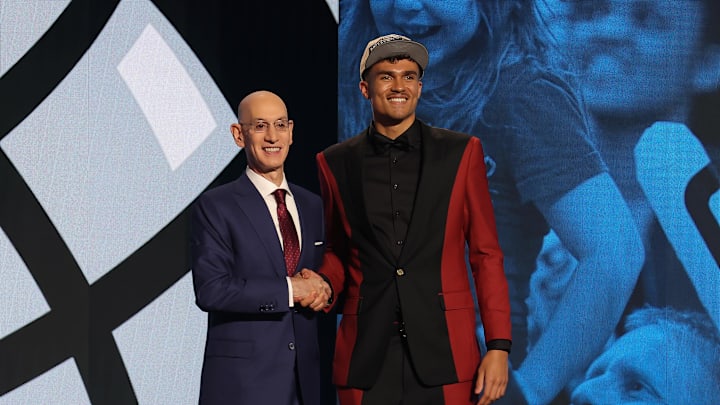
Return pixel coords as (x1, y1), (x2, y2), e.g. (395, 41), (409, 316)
(230, 90), (293, 186)
(238, 90), (287, 122)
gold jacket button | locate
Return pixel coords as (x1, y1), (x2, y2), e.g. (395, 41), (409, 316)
(396, 268), (405, 276)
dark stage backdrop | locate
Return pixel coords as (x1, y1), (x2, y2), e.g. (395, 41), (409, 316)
(0, 1), (338, 404)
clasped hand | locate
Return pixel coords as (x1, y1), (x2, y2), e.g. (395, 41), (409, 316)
(290, 269), (331, 311)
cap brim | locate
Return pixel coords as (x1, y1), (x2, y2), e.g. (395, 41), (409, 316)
(362, 40), (428, 77)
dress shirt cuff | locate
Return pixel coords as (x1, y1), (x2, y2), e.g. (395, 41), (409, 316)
(286, 277), (294, 307)
(486, 339), (512, 353)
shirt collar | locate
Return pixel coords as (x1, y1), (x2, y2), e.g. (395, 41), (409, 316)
(244, 166), (291, 198)
(368, 120), (421, 154)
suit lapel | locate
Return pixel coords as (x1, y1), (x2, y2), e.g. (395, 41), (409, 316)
(399, 124), (461, 264)
(290, 184), (311, 273)
(232, 175), (287, 277)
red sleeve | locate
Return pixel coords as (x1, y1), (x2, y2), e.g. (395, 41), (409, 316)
(316, 152), (349, 310)
(465, 137), (512, 342)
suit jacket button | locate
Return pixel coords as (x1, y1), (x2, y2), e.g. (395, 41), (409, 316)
(288, 342), (295, 350)
(396, 268), (405, 276)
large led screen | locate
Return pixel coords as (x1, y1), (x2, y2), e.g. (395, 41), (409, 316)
(338, 1), (720, 404)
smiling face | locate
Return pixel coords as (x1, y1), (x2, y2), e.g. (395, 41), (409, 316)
(563, 0), (706, 121)
(368, 0), (480, 69)
(359, 58), (423, 138)
(230, 91), (293, 185)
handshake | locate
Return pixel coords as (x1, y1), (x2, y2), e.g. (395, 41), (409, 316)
(290, 269), (332, 311)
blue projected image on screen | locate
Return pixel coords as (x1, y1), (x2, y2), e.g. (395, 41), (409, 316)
(543, 0), (719, 232)
(339, 1), (642, 403)
(369, 0), (479, 75)
(536, 0), (720, 345)
(539, 0), (720, 403)
(339, 1), (645, 404)
(570, 306), (720, 405)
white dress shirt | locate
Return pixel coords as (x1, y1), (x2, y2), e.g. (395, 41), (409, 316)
(245, 167), (301, 306)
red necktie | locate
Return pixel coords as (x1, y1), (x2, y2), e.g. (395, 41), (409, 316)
(273, 189), (300, 276)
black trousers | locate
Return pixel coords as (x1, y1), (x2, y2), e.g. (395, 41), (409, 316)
(360, 334), (445, 405)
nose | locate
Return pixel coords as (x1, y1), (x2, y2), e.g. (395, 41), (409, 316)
(264, 126), (279, 142)
(391, 77), (405, 92)
(570, 384), (594, 405)
(392, 0), (422, 14)
(571, 375), (618, 405)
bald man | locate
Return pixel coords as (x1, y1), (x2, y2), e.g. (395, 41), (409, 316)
(191, 90), (330, 405)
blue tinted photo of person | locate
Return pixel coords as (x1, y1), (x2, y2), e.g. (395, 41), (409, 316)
(571, 306), (720, 405)
(537, 0), (720, 315)
(338, 1), (644, 404)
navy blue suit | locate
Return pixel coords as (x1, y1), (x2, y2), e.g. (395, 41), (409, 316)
(191, 174), (325, 405)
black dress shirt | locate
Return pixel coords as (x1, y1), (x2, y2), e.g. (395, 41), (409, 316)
(365, 121), (422, 260)
(363, 120), (511, 354)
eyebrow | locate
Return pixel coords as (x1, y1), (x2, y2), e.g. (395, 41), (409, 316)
(376, 70), (419, 76)
(252, 117), (288, 122)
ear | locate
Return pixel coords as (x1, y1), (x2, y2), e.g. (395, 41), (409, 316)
(359, 80), (370, 100)
(692, 44), (720, 93)
(230, 123), (245, 148)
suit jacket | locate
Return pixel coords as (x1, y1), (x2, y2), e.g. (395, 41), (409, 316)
(190, 174), (324, 405)
(317, 121), (511, 389)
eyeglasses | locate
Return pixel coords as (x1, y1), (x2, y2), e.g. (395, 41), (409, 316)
(240, 119), (292, 133)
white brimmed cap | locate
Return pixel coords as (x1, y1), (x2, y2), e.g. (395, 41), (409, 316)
(359, 34), (429, 80)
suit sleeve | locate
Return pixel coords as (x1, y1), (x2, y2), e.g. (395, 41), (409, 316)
(190, 194), (291, 314)
(316, 152), (349, 309)
(465, 137), (512, 343)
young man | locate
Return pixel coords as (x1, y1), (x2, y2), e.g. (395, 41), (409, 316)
(317, 35), (512, 405)
(191, 90), (330, 405)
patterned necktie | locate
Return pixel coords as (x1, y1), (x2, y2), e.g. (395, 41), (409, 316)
(272, 189), (300, 276)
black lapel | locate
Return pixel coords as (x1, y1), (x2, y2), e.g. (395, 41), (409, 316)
(398, 123), (466, 264)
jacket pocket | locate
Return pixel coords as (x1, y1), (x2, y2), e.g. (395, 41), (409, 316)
(439, 290), (475, 310)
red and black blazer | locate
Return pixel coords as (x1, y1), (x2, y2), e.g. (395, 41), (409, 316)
(317, 121), (511, 389)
